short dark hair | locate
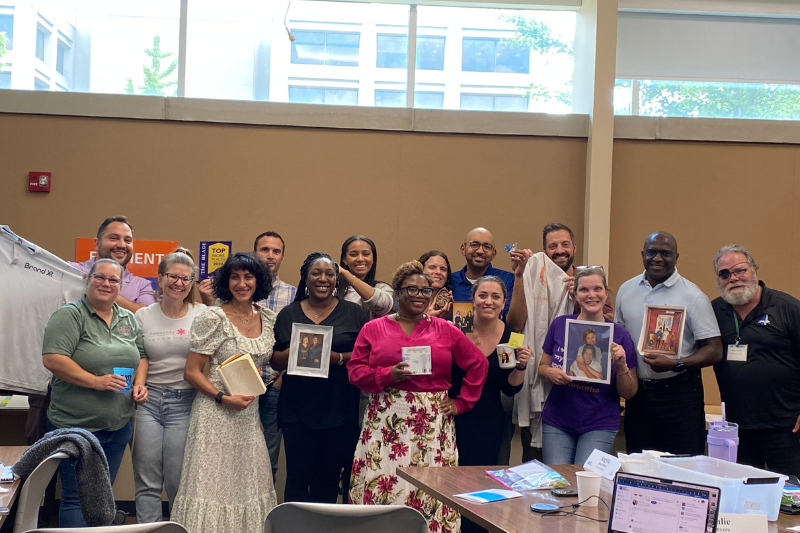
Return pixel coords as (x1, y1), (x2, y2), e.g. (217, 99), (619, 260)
(97, 216), (133, 240)
(253, 231), (286, 253)
(390, 260), (432, 292)
(418, 250), (452, 291)
(542, 223), (574, 249)
(213, 252), (273, 303)
(295, 252), (339, 303)
(340, 235), (378, 287)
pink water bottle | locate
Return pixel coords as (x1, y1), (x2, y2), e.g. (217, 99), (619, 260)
(707, 402), (739, 462)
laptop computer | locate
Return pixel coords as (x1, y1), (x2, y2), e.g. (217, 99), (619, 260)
(608, 472), (721, 533)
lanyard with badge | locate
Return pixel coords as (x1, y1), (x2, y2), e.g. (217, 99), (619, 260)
(727, 313), (748, 362)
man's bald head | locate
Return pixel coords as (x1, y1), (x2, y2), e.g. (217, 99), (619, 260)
(644, 231), (677, 252)
(642, 231), (679, 285)
(461, 227), (497, 273)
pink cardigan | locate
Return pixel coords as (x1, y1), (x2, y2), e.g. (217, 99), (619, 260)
(347, 315), (488, 415)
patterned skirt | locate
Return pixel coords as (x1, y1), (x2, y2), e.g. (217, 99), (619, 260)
(350, 389), (460, 533)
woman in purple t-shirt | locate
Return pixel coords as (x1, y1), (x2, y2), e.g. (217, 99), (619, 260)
(538, 267), (639, 465)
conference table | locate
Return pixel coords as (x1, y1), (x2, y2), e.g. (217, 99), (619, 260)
(397, 464), (800, 533)
(0, 446), (27, 529)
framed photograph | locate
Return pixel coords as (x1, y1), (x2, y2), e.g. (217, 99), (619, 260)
(287, 323), (333, 378)
(638, 305), (686, 358)
(563, 319), (613, 384)
(452, 302), (475, 334)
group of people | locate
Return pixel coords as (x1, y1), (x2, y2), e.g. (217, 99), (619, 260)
(33, 215), (800, 533)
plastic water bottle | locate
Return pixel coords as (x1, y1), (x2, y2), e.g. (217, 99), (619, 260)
(707, 402), (739, 462)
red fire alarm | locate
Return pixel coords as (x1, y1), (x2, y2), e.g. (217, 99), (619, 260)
(28, 172), (51, 193)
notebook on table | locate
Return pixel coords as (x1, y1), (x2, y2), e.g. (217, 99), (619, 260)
(609, 472), (720, 533)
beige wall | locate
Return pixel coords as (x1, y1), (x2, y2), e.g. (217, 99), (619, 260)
(0, 113), (587, 282)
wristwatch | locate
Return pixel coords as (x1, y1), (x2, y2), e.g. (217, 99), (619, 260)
(214, 391), (224, 404)
(674, 358), (686, 372)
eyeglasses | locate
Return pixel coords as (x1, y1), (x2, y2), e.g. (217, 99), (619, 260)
(164, 273), (194, 284)
(399, 286), (435, 297)
(717, 266), (751, 280)
(574, 265), (605, 273)
(90, 274), (121, 286)
(644, 249), (674, 259)
(465, 241), (495, 253)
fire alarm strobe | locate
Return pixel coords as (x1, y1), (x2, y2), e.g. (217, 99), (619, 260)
(29, 172), (51, 192)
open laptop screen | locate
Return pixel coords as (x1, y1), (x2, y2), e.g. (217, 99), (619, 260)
(609, 472), (720, 533)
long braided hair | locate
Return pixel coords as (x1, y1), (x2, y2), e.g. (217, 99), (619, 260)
(294, 252), (340, 304)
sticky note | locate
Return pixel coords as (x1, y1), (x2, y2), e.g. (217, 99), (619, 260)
(508, 332), (524, 348)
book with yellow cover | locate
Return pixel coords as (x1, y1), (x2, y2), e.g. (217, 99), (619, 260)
(216, 353), (266, 397)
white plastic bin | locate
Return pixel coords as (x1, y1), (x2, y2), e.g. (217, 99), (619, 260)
(652, 456), (787, 521)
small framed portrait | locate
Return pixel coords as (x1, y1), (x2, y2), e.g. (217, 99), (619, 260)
(452, 302), (475, 334)
(287, 323), (333, 378)
(638, 305), (686, 358)
(563, 319), (613, 384)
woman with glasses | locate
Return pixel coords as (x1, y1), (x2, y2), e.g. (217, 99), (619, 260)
(337, 235), (395, 320)
(172, 253), (277, 533)
(270, 252), (367, 503)
(131, 249), (206, 523)
(538, 267), (638, 465)
(348, 260), (487, 532)
(42, 258), (147, 527)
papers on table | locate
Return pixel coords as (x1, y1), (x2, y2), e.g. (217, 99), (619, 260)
(0, 395), (29, 409)
(454, 489), (522, 504)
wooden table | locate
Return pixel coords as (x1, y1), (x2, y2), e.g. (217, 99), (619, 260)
(397, 464), (800, 533)
(0, 446), (28, 528)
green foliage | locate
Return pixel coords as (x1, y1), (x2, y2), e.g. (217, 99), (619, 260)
(638, 81), (800, 120)
(125, 36), (177, 96)
(504, 15), (572, 56)
(0, 32), (7, 69)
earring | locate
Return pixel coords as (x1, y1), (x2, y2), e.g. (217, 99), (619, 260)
(305, 286), (309, 297)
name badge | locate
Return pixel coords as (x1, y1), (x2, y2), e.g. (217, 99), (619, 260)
(727, 345), (748, 362)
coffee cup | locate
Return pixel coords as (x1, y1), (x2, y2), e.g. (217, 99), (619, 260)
(575, 470), (602, 507)
(496, 344), (516, 369)
(113, 367), (134, 393)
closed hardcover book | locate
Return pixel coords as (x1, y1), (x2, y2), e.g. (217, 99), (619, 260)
(216, 353), (266, 396)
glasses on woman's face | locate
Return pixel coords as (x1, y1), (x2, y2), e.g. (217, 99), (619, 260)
(90, 273), (121, 287)
(164, 272), (194, 285)
(399, 286), (434, 297)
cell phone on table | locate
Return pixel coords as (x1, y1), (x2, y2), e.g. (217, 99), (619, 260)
(0, 506), (9, 515)
(551, 488), (578, 497)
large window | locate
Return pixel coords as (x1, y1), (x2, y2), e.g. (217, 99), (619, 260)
(462, 37), (529, 74)
(614, 79), (800, 120)
(0, 72), (10, 89)
(35, 26), (49, 62)
(56, 40), (70, 75)
(0, 15), (13, 50)
(416, 35), (445, 71)
(376, 34), (406, 69)
(291, 31), (360, 67)
(289, 86), (358, 105)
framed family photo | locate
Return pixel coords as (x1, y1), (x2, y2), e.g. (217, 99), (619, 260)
(452, 302), (475, 334)
(287, 323), (333, 378)
(637, 305), (686, 358)
(563, 319), (613, 384)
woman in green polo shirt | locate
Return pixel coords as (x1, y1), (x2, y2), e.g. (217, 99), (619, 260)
(42, 258), (147, 527)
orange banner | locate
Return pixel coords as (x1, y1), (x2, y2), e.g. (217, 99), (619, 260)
(76, 238), (179, 278)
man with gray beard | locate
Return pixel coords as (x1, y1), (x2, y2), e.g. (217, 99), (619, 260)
(711, 244), (800, 476)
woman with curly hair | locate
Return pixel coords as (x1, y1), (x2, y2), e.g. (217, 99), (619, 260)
(348, 260), (488, 531)
(172, 253), (277, 533)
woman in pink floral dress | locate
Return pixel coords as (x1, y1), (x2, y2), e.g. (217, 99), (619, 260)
(347, 261), (488, 532)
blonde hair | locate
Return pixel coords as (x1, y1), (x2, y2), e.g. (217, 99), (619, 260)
(156, 248), (198, 304)
(391, 260), (433, 291)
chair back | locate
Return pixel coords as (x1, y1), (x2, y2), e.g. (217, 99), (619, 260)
(26, 521), (188, 532)
(265, 502), (427, 533)
(13, 451), (68, 533)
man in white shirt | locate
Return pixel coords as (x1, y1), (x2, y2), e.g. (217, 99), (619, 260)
(200, 230), (296, 479)
(615, 232), (722, 455)
(70, 216), (155, 313)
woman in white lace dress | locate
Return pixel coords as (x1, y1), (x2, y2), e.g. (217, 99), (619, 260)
(172, 253), (277, 533)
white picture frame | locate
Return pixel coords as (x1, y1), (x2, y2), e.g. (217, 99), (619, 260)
(563, 319), (614, 384)
(287, 323), (333, 378)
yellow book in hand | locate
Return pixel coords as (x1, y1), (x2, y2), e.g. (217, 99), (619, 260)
(216, 353), (267, 397)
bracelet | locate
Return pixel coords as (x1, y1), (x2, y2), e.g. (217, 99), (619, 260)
(337, 353), (344, 366)
(515, 364), (527, 371)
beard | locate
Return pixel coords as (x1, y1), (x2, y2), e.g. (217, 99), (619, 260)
(718, 275), (759, 306)
(552, 253), (574, 272)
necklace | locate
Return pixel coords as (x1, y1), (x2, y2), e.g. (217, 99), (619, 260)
(307, 298), (335, 319)
(394, 313), (427, 322)
(234, 305), (255, 326)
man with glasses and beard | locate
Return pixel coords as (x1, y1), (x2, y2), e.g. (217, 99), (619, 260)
(615, 232), (722, 455)
(711, 244), (800, 476)
(452, 227), (515, 318)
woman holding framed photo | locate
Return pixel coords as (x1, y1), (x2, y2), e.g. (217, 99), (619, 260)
(537, 267), (639, 465)
(270, 252), (367, 503)
(348, 260), (487, 532)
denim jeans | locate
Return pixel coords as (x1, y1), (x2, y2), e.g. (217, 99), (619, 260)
(47, 418), (132, 528)
(132, 385), (196, 523)
(258, 383), (281, 478)
(542, 422), (617, 465)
